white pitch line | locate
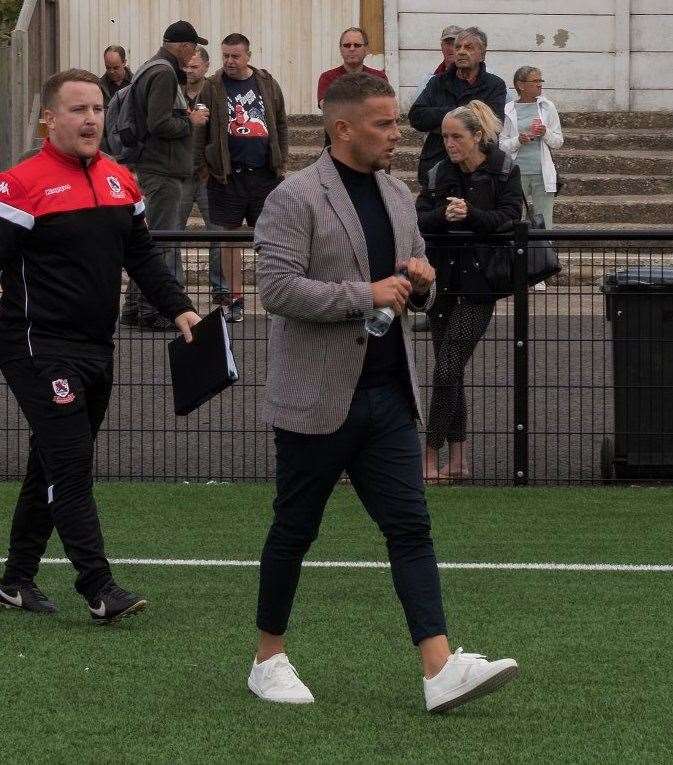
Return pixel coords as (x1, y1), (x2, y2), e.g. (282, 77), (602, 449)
(8, 558), (672, 573)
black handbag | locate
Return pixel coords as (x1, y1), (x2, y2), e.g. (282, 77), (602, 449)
(484, 199), (561, 296)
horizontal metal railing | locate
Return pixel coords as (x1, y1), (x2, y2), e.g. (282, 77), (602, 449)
(2, 226), (673, 485)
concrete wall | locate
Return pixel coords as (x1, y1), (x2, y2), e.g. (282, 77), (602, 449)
(56, 0), (673, 113)
(58, 0), (360, 114)
(387, 0), (673, 112)
(631, 0), (673, 110)
(0, 44), (11, 169)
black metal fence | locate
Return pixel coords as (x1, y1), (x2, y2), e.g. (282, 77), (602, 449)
(3, 227), (673, 485)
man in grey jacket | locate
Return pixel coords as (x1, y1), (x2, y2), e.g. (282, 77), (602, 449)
(250, 73), (519, 712)
(121, 20), (210, 329)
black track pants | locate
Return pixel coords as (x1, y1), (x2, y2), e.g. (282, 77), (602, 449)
(0, 356), (114, 599)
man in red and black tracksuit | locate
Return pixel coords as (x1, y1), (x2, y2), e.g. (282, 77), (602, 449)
(0, 69), (201, 623)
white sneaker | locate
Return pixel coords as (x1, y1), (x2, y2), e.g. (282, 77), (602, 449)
(247, 652), (315, 704)
(423, 647), (519, 712)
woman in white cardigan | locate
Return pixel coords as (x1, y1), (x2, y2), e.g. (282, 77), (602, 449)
(500, 66), (563, 228)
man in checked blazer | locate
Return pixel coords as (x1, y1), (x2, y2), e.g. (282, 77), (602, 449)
(249, 73), (519, 712)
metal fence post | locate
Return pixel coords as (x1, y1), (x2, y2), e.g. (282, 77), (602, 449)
(513, 222), (530, 486)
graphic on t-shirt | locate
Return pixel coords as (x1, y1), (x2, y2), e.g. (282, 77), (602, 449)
(227, 91), (269, 138)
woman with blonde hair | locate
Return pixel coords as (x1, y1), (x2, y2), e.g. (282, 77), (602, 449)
(500, 66), (563, 228)
(416, 100), (523, 481)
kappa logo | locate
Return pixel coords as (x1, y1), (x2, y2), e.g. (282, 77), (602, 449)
(0, 181), (9, 195)
(106, 175), (125, 198)
(45, 184), (72, 196)
(52, 378), (75, 405)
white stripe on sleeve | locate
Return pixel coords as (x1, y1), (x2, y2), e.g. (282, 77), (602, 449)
(133, 199), (146, 216)
(0, 200), (35, 230)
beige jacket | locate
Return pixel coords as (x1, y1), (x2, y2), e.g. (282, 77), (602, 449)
(254, 150), (435, 435)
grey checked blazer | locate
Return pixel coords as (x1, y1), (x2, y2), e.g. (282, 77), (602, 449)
(254, 150), (435, 435)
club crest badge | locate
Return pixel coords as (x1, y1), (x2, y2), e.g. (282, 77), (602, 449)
(52, 378), (75, 405)
(106, 175), (124, 198)
(0, 181), (9, 195)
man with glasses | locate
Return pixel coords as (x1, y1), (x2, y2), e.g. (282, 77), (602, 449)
(316, 27), (387, 110)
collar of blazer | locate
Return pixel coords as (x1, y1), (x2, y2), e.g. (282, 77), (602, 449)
(317, 149), (407, 280)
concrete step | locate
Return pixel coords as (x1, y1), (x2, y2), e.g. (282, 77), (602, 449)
(557, 174), (673, 196)
(287, 112), (673, 129)
(555, 148), (673, 176)
(562, 129), (673, 151)
(289, 124), (423, 147)
(286, 166), (673, 197)
(286, 145), (673, 176)
(287, 114), (323, 126)
(559, 112), (673, 129)
(288, 125), (673, 151)
(551, 222), (673, 250)
(555, 194), (673, 224)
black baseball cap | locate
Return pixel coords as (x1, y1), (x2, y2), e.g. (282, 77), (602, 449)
(163, 20), (208, 45)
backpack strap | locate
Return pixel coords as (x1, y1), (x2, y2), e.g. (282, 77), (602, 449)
(131, 57), (175, 84)
(426, 161), (442, 191)
(130, 58), (179, 110)
(498, 154), (514, 183)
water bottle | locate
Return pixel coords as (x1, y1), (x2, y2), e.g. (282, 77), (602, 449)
(364, 306), (395, 337)
(364, 266), (408, 338)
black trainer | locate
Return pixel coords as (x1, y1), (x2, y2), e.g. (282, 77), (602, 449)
(138, 315), (175, 331)
(224, 297), (244, 323)
(87, 582), (147, 625)
(0, 581), (58, 614)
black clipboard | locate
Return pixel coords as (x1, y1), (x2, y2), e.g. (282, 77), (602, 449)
(168, 307), (239, 416)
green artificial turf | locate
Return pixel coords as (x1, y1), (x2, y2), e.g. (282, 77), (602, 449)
(1, 484), (672, 763)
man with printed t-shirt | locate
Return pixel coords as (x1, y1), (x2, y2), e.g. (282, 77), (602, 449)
(194, 33), (288, 324)
(0, 69), (200, 623)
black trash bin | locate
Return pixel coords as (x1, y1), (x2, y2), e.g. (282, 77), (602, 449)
(602, 266), (673, 481)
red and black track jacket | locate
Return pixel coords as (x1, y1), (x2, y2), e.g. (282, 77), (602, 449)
(0, 140), (194, 363)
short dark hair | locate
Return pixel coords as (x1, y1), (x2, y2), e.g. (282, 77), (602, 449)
(323, 72), (395, 111)
(221, 33), (250, 50)
(339, 26), (369, 46)
(42, 69), (103, 109)
(195, 45), (209, 63)
(103, 44), (126, 61)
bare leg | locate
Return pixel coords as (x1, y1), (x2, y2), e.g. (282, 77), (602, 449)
(257, 630), (286, 663)
(423, 445), (441, 482)
(223, 247), (243, 296)
(419, 635), (452, 679)
(440, 441), (471, 479)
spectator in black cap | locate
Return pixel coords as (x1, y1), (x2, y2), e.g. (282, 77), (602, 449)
(121, 20), (211, 329)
